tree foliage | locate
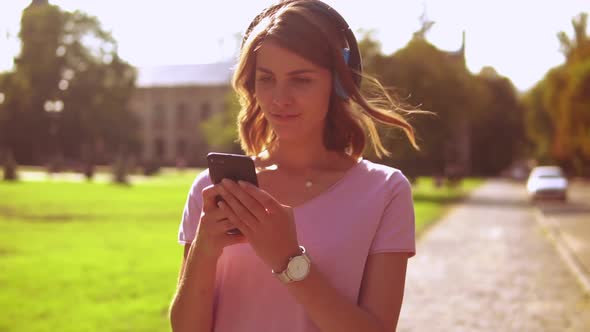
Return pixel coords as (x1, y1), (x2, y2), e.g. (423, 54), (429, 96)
(524, 13), (590, 175)
(0, 1), (138, 171)
(359, 28), (524, 177)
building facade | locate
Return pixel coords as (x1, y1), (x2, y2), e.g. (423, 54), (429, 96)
(129, 62), (234, 167)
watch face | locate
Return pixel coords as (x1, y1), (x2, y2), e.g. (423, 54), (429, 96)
(288, 256), (310, 281)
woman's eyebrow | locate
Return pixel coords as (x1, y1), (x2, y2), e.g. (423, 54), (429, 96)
(256, 67), (317, 75)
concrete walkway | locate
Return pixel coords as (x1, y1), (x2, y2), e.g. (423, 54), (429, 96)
(535, 180), (590, 295)
(398, 179), (590, 331)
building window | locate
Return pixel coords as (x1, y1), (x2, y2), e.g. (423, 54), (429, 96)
(176, 103), (187, 130)
(153, 104), (165, 131)
(155, 138), (165, 160)
(200, 102), (211, 121)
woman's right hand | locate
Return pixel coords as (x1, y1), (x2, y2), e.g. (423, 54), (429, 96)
(191, 184), (247, 259)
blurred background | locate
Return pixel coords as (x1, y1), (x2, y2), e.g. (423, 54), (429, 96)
(0, 1), (589, 331)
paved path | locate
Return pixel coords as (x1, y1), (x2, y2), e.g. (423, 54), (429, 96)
(535, 180), (590, 295)
(398, 179), (590, 331)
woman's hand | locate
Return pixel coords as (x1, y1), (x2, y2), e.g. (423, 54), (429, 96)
(215, 179), (301, 272)
(192, 185), (248, 259)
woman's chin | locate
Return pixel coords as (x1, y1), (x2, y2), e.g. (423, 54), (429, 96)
(273, 130), (301, 141)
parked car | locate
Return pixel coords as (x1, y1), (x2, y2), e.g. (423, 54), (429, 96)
(526, 166), (568, 201)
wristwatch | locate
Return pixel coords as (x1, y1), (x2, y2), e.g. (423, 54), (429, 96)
(272, 246), (311, 284)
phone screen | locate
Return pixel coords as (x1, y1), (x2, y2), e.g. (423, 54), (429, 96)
(206, 153), (259, 236)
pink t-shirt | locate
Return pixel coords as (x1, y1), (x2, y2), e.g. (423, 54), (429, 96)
(177, 158), (415, 331)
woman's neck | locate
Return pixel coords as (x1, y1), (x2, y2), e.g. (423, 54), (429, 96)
(257, 141), (353, 176)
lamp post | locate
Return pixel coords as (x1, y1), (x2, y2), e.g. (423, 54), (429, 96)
(44, 99), (64, 173)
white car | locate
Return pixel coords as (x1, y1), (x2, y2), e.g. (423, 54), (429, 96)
(526, 166), (568, 201)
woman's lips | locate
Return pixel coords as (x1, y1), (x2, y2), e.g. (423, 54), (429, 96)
(270, 113), (301, 121)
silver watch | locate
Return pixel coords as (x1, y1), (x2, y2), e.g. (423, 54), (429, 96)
(272, 246), (311, 284)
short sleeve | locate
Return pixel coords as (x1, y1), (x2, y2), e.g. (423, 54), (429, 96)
(177, 170), (211, 245)
(369, 173), (416, 257)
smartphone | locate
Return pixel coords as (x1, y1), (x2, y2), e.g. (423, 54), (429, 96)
(207, 152), (259, 235)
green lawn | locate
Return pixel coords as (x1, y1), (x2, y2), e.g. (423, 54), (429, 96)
(412, 176), (484, 236)
(0, 169), (483, 332)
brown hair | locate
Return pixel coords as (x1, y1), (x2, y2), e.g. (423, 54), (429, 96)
(232, 0), (430, 159)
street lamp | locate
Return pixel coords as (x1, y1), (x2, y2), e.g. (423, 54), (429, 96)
(44, 100), (64, 173)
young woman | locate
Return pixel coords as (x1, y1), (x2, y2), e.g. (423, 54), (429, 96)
(170, 1), (425, 331)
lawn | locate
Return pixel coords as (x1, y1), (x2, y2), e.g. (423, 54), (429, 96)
(412, 176), (484, 236)
(0, 168), (483, 332)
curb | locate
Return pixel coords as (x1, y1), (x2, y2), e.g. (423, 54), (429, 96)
(533, 208), (590, 296)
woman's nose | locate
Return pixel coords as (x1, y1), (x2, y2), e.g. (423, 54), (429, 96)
(272, 84), (292, 107)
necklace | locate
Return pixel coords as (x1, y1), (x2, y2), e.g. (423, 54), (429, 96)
(301, 168), (315, 189)
(255, 157), (314, 188)
(254, 151), (317, 189)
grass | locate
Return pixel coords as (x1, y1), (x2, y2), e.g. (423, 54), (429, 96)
(0, 168), (483, 332)
(412, 176), (484, 236)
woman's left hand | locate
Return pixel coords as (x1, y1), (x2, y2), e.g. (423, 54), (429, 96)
(216, 179), (302, 272)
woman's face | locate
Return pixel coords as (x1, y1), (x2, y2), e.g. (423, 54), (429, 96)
(254, 41), (332, 141)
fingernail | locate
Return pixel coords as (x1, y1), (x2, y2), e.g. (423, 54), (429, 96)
(238, 180), (247, 188)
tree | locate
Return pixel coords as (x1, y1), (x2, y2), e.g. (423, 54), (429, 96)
(472, 69), (527, 175)
(0, 71), (30, 180)
(558, 13), (590, 64)
(199, 91), (242, 154)
(10, 2), (64, 164)
(358, 21), (530, 178)
(5, 1), (138, 174)
(524, 12), (590, 176)
(359, 30), (488, 177)
(523, 80), (554, 163)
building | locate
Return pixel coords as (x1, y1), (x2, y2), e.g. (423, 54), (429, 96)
(129, 61), (235, 167)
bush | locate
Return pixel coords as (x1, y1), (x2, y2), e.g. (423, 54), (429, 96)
(142, 159), (161, 176)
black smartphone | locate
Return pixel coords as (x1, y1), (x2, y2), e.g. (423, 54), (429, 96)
(207, 152), (259, 235)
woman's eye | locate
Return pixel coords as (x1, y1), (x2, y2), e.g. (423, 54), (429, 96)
(293, 77), (311, 84)
(256, 76), (273, 83)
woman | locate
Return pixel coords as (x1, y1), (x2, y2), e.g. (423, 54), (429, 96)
(170, 1), (426, 331)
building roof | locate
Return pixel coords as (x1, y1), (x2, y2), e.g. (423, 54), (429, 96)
(136, 61), (236, 88)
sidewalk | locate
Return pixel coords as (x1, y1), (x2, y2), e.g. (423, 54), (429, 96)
(398, 179), (590, 331)
(534, 179), (590, 295)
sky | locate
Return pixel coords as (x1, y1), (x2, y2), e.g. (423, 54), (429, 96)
(1, 0), (589, 91)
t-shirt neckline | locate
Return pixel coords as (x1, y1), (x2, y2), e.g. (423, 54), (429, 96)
(292, 157), (365, 211)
